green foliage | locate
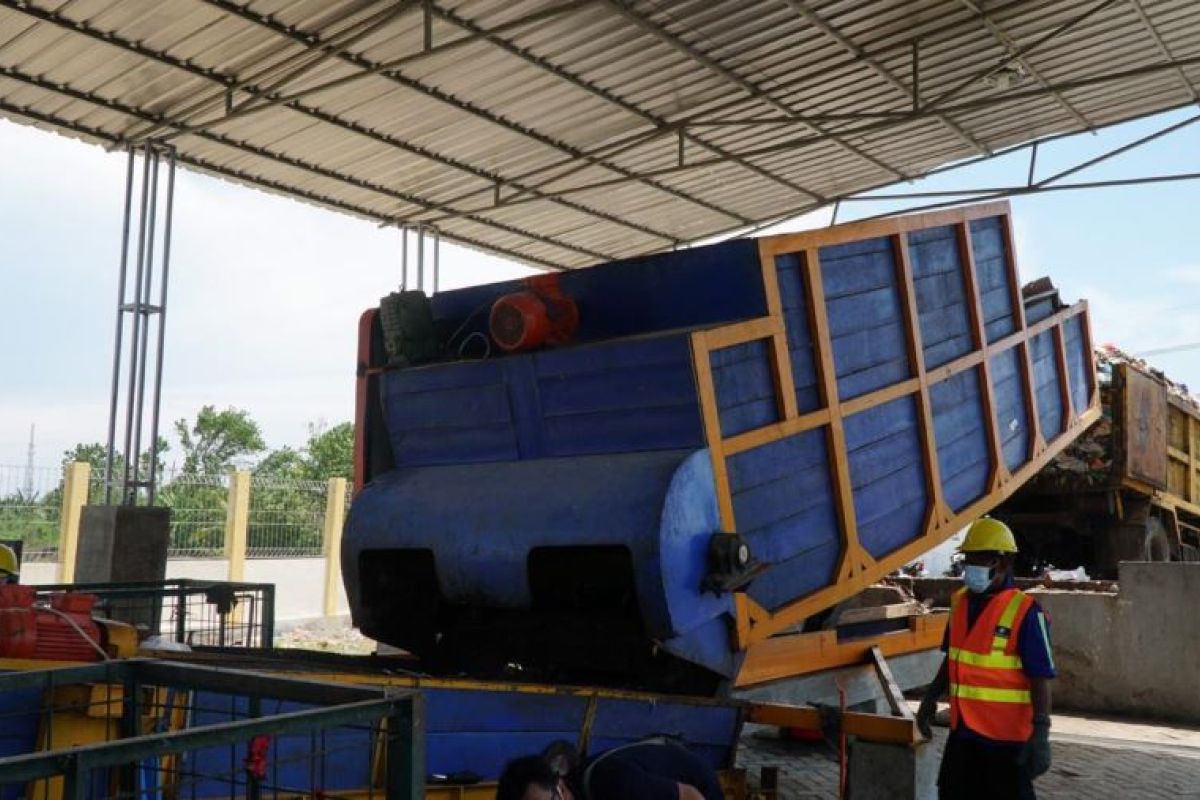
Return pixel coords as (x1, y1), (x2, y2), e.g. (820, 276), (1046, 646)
(304, 422), (353, 480)
(175, 406), (266, 476)
(11, 411), (354, 558)
(254, 421), (353, 482)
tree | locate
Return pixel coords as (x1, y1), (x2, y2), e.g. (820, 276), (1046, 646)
(175, 406), (266, 476)
(253, 446), (307, 480)
(304, 422), (353, 480)
(254, 421), (353, 481)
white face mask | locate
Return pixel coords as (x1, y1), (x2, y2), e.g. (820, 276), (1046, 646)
(963, 564), (994, 593)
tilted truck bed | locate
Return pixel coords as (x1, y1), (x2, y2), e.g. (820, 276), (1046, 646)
(345, 201), (1099, 692)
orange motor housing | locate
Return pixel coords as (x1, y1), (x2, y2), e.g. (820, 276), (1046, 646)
(489, 275), (578, 353)
(0, 585), (103, 662)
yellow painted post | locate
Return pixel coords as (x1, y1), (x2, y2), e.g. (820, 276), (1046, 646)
(323, 477), (348, 617)
(57, 461), (91, 582)
(225, 470), (251, 583)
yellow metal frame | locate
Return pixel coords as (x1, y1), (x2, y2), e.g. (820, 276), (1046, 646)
(736, 612), (949, 688)
(690, 202), (1102, 649)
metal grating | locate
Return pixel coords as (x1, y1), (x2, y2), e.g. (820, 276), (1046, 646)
(1, 0), (1198, 269)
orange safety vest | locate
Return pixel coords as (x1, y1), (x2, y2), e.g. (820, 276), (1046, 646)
(947, 586), (1036, 743)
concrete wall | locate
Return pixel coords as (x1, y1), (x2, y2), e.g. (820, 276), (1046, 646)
(243, 558), (340, 621)
(1032, 562), (1200, 723)
(28, 555), (347, 623)
(21, 562), (59, 584)
(166, 559), (231, 581)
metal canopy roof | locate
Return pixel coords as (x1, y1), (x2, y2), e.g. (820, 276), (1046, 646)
(2, 0), (1198, 270)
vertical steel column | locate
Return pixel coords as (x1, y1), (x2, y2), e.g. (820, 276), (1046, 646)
(105, 151), (136, 504)
(399, 223), (440, 294)
(104, 141), (177, 506)
(148, 150), (176, 504)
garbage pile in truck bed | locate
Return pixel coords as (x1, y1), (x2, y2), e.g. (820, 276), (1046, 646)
(1035, 343), (1198, 487)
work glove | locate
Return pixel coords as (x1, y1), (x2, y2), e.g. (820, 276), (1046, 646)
(916, 691), (939, 739)
(1018, 715), (1052, 778)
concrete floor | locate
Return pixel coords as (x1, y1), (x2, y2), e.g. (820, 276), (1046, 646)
(737, 711), (1200, 799)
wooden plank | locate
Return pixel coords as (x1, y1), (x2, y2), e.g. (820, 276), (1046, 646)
(758, 241), (799, 420)
(892, 232), (946, 530)
(999, 210), (1027, 333)
(870, 646), (915, 721)
(1017, 340), (1044, 456)
(840, 378), (921, 417)
(803, 247), (869, 583)
(1051, 323), (1076, 425)
(703, 316), (781, 350)
(690, 331), (736, 532)
(736, 614), (948, 687)
(837, 601), (927, 626)
(1115, 363), (1170, 489)
(1169, 446), (1191, 463)
(743, 398), (1102, 643)
(999, 214), (1045, 457)
(1078, 299), (1099, 409)
(1192, 416), (1198, 506)
(760, 201), (1011, 258)
(957, 221), (1008, 491)
(723, 408), (833, 456)
(745, 701), (919, 745)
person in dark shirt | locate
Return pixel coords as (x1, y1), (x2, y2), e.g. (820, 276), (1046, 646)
(497, 738), (723, 800)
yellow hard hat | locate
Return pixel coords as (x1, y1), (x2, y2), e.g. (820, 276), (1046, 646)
(0, 543), (17, 577)
(961, 518), (1018, 554)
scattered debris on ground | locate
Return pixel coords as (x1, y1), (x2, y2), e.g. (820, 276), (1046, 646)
(274, 616), (376, 655)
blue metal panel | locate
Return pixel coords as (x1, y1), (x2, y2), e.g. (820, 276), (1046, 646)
(845, 396), (928, 558)
(931, 370), (990, 511)
(0, 685), (40, 800)
(1030, 329), (1065, 439)
(970, 217), (1017, 343)
(908, 225), (972, 369)
(989, 348), (1031, 472)
(536, 335), (704, 456)
(179, 686), (741, 789)
(1064, 315), (1090, 416)
(727, 429), (842, 610)
(819, 237), (911, 400)
(430, 239), (767, 345)
(712, 339), (778, 437)
(775, 253), (822, 413)
(383, 333), (705, 466)
(344, 449), (735, 673)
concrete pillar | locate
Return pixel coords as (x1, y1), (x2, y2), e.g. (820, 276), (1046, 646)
(848, 739), (940, 800)
(224, 470), (251, 583)
(323, 477), (347, 616)
(56, 461), (91, 582)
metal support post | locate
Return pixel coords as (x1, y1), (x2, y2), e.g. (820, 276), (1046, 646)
(104, 141), (177, 506)
(399, 223), (441, 294)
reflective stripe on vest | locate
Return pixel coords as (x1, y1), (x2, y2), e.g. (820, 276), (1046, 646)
(947, 587), (1035, 743)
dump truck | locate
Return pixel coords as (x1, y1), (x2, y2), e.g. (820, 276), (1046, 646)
(343, 201), (1099, 695)
(994, 342), (1200, 577)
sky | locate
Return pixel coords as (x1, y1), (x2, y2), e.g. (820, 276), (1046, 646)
(1, 108), (1198, 471)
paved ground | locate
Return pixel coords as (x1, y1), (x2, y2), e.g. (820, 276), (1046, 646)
(737, 708), (1200, 799)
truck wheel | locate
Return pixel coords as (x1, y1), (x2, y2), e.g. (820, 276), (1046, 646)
(1144, 516), (1171, 562)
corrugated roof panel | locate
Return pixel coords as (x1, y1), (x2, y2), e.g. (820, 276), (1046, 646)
(1, 0), (1197, 268)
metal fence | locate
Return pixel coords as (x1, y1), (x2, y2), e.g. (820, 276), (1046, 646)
(248, 475), (327, 559)
(31, 579), (277, 649)
(0, 464), (63, 561)
(0, 661), (423, 800)
(4, 465), (347, 562)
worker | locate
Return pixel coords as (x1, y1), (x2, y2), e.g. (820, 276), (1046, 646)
(916, 518), (1055, 800)
(0, 543), (18, 584)
(496, 737), (722, 800)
